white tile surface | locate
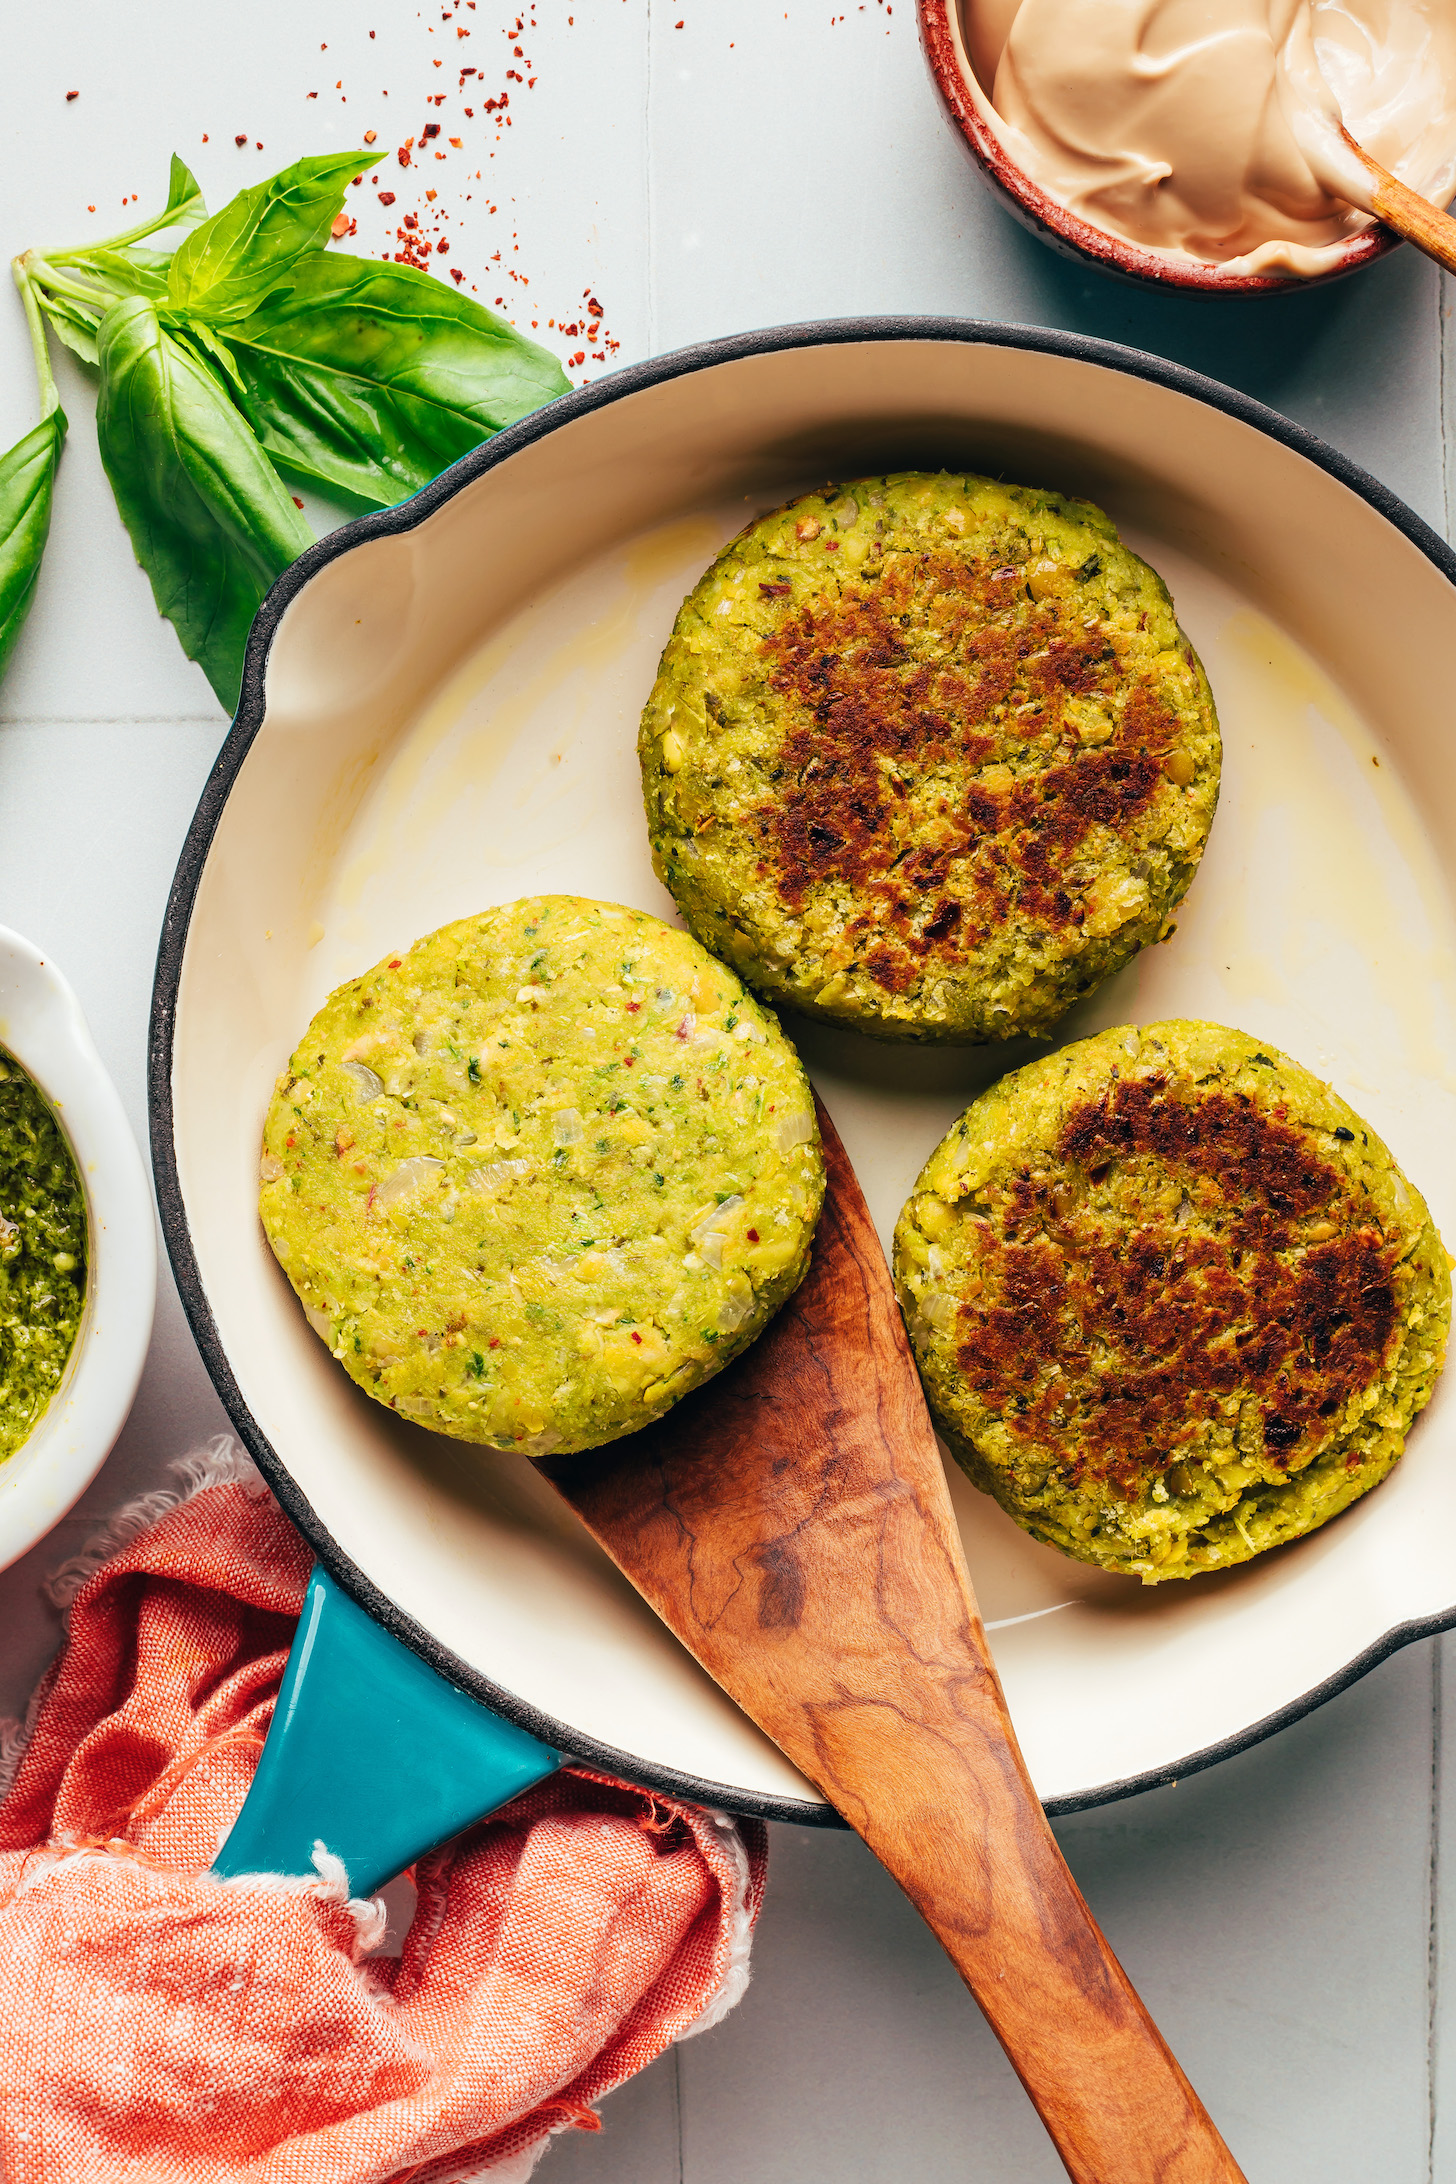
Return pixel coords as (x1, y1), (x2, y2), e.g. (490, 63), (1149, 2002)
(2, 2), (1453, 2178)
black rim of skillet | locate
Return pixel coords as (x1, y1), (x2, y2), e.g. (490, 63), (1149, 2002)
(149, 313), (1456, 1827)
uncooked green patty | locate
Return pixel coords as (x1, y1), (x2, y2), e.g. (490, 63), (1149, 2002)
(641, 472), (1220, 1043)
(894, 1021), (1450, 1582)
(260, 896), (825, 1455)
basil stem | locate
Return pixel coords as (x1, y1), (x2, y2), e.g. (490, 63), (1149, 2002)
(12, 147), (575, 702)
(0, 264), (67, 683)
(95, 297), (312, 712)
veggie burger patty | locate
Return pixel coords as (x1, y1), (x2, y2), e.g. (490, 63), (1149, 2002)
(260, 896), (825, 1456)
(641, 472), (1221, 1042)
(894, 1021), (1450, 1582)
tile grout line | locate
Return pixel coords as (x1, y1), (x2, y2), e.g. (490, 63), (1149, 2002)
(672, 2042), (685, 2184)
(1430, 1639), (1443, 2184)
(1435, 262), (1449, 2184)
(644, 0), (657, 360)
(0, 716), (223, 728)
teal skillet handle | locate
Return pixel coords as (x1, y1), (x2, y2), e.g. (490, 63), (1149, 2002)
(213, 1566), (561, 1900)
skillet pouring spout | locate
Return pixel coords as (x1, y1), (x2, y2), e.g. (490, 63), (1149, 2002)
(543, 1099), (1246, 2184)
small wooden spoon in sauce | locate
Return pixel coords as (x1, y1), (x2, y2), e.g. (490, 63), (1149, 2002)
(543, 1104), (1247, 2184)
(1341, 125), (1456, 275)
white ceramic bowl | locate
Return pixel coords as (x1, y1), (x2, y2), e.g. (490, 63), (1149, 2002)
(0, 928), (155, 1571)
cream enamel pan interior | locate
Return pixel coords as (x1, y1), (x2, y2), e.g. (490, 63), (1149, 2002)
(153, 321), (1456, 1819)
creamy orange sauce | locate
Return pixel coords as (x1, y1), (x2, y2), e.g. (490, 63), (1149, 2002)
(957, 0), (1456, 276)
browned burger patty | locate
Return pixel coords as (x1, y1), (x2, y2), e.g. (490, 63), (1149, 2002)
(894, 1021), (1451, 1581)
(641, 472), (1221, 1042)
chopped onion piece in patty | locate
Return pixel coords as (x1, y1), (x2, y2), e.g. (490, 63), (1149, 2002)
(343, 1059), (384, 1100)
(374, 1155), (445, 1209)
(774, 1110), (814, 1152)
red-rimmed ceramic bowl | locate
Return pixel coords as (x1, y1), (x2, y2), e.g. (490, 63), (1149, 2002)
(917, 0), (1399, 294)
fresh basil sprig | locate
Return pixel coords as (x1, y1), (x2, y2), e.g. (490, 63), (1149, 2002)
(0, 265), (67, 683)
(8, 150), (570, 710)
(220, 252), (574, 507)
(96, 299), (314, 706)
(169, 151), (380, 323)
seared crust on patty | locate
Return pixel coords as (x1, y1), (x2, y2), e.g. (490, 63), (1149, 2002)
(641, 473), (1220, 1042)
(894, 1021), (1451, 1582)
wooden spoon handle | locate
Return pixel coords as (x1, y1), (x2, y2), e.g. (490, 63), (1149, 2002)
(808, 1571), (1243, 2184)
(1343, 126), (1456, 276)
(546, 1108), (1244, 2183)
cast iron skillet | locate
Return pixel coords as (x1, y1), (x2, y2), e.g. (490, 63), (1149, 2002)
(150, 317), (1456, 1843)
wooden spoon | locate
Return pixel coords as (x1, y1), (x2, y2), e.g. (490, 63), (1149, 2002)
(542, 1103), (1246, 2184)
(1341, 124), (1456, 275)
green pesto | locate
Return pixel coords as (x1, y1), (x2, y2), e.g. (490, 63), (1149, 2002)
(0, 1050), (87, 1464)
(641, 472), (1221, 1043)
(895, 1021), (1451, 1583)
(260, 896), (825, 1456)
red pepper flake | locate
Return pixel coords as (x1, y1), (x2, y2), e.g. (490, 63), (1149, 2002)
(307, 90), (318, 98)
(292, 495), (304, 508)
(436, 237), (449, 252)
(759, 581), (791, 596)
(330, 212), (352, 238)
(422, 121), (441, 137)
(388, 957), (403, 970)
(65, 89), (79, 101)
(626, 1001), (641, 1013)
(379, 189), (396, 205)
(235, 133), (248, 145)
(403, 212), (418, 228)
(489, 1336), (501, 1348)
(450, 267), (464, 281)
(631, 1331), (642, 1344)
(824, 538), (840, 551)
(364, 129), (378, 142)
(398, 138), (414, 165)
(449, 135), (462, 146)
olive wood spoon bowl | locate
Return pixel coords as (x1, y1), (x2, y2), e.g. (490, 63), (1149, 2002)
(542, 1103), (1245, 2184)
(1342, 125), (1456, 275)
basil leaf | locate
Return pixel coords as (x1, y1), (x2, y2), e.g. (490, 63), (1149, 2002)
(160, 153), (206, 233)
(169, 150), (383, 323)
(222, 253), (570, 506)
(96, 297), (312, 709)
(0, 409), (66, 682)
(81, 246), (174, 300)
(40, 296), (101, 367)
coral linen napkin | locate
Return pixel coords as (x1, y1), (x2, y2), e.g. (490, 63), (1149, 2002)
(0, 1443), (766, 2183)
